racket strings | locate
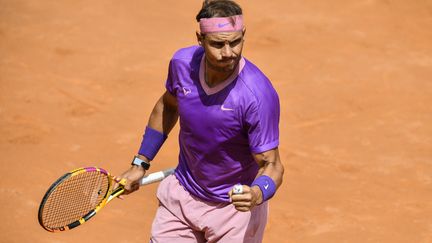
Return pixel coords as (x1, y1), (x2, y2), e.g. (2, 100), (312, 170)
(40, 171), (110, 229)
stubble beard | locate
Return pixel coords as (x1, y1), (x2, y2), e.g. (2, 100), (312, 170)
(208, 56), (240, 74)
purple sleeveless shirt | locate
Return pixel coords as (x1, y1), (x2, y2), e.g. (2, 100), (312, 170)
(165, 46), (280, 203)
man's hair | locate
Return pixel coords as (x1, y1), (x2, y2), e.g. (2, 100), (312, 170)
(196, 0), (242, 22)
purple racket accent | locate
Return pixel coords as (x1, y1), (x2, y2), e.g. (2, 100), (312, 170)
(83, 167), (108, 175)
(98, 168), (108, 175)
(84, 167), (97, 172)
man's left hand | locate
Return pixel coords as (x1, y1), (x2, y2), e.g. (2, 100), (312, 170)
(228, 185), (263, 212)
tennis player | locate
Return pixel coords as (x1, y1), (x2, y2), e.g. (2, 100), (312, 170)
(118, 0), (284, 242)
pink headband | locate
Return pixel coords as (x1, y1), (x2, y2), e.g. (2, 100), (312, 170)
(199, 15), (244, 34)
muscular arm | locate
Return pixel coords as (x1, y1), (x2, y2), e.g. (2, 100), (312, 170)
(251, 148), (284, 203)
(118, 91), (178, 195)
(147, 91), (179, 135)
(135, 91), (179, 161)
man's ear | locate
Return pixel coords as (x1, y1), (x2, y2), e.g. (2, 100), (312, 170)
(196, 31), (204, 46)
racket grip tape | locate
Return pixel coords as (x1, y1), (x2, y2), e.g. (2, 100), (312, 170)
(139, 168), (175, 185)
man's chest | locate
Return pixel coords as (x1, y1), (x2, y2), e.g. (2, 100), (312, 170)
(175, 83), (244, 137)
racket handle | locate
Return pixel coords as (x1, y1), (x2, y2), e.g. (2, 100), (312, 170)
(139, 168), (175, 185)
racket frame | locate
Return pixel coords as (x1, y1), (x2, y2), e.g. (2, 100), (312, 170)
(38, 166), (175, 232)
(38, 167), (117, 232)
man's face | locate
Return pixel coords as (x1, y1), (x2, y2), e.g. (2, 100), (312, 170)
(198, 30), (245, 73)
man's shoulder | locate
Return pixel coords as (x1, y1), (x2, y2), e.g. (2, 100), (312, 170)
(172, 45), (204, 61)
(237, 59), (279, 103)
(240, 59), (275, 91)
(241, 59), (268, 80)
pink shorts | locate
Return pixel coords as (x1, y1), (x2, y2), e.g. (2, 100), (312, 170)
(150, 174), (268, 243)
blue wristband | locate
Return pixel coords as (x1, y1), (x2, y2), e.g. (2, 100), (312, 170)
(251, 175), (276, 202)
(138, 126), (167, 160)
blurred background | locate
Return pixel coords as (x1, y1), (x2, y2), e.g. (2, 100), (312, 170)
(1, 0), (431, 242)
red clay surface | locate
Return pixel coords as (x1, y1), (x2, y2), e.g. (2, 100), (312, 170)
(1, 1), (431, 242)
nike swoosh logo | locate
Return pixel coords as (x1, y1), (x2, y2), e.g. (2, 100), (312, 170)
(221, 104), (234, 111)
(218, 23), (231, 28)
(264, 184), (269, 190)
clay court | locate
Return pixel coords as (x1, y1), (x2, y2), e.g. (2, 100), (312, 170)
(1, 0), (431, 242)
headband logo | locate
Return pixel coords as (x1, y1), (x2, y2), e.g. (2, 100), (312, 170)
(200, 15), (243, 34)
(218, 22), (231, 28)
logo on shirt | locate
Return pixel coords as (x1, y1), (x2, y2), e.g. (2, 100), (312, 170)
(264, 183), (269, 190)
(182, 87), (191, 96)
(221, 104), (234, 111)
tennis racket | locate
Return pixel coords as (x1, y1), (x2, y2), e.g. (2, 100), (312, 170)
(38, 166), (175, 232)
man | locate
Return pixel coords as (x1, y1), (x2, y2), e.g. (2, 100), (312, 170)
(118, 1), (284, 242)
